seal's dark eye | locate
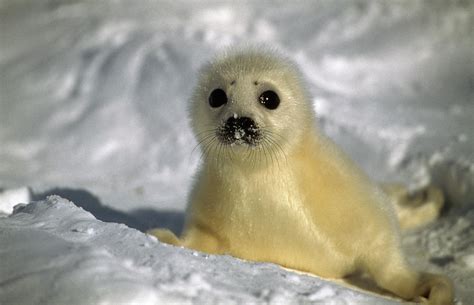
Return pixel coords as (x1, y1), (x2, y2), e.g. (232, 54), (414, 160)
(209, 89), (227, 108)
(259, 90), (280, 110)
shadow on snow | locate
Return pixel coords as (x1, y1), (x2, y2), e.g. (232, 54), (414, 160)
(32, 187), (184, 235)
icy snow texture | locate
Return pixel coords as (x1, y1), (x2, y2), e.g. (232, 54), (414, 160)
(0, 0), (473, 304)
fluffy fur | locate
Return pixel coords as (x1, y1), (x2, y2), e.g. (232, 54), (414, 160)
(149, 48), (453, 305)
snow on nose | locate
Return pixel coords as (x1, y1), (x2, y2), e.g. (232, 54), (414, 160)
(219, 116), (260, 146)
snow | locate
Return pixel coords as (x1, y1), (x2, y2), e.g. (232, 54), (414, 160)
(0, 0), (473, 304)
(0, 187), (31, 215)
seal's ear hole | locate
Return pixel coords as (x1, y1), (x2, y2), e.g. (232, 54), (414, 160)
(209, 89), (228, 108)
(259, 90), (280, 110)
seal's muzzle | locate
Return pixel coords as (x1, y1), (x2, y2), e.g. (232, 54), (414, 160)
(218, 116), (261, 146)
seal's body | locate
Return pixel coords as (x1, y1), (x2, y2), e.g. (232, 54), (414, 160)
(150, 49), (453, 304)
(187, 130), (396, 278)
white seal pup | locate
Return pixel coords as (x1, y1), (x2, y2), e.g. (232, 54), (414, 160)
(149, 48), (453, 305)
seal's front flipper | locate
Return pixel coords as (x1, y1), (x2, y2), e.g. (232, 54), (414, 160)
(147, 228), (182, 246)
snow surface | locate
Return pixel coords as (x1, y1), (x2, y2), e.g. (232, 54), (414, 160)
(1, 0), (473, 304)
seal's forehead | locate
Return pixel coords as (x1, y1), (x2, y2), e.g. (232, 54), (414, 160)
(206, 50), (296, 80)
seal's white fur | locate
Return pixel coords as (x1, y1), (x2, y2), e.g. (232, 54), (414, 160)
(149, 48), (453, 305)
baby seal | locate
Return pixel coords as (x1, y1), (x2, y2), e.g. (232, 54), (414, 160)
(149, 48), (453, 304)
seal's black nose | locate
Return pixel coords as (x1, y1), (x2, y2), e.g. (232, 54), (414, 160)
(219, 116), (260, 145)
(225, 116), (256, 133)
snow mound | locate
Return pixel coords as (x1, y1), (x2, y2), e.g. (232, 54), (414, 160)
(0, 196), (406, 305)
(0, 186), (31, 215)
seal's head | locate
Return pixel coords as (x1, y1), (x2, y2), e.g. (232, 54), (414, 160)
(190, 48), (315, 166)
